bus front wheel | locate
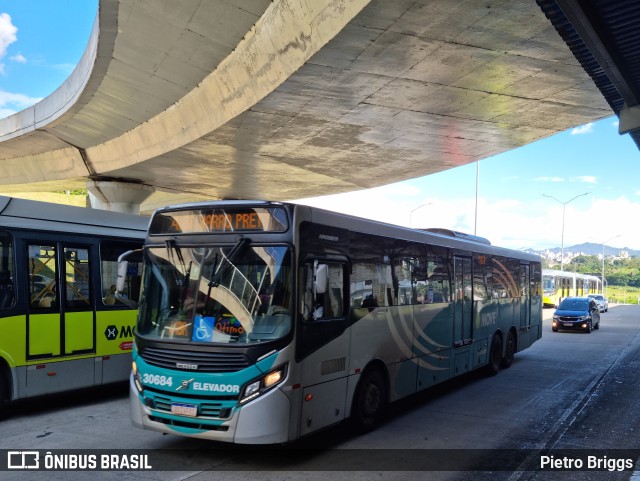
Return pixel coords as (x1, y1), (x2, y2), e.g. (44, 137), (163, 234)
(352, 368), (387, 432)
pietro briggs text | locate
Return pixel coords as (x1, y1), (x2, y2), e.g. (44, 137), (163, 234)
(540, 455), (634, 472)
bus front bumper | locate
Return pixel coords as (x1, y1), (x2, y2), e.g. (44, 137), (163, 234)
(129, 373), (291, 444)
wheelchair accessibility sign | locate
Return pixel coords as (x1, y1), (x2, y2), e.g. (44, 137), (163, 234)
(191, 315), (244, 342)
(191, 315), (215, 342)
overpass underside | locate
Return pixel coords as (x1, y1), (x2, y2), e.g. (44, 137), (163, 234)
(0, 0), (619, 212)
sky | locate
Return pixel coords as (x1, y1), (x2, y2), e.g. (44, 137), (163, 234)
(1, 2), (639, 252)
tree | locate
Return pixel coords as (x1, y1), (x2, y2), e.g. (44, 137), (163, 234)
(568, 255), (601, 274)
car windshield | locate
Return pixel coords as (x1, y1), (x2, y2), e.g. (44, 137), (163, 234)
(137, 243), (292, 344)
(558, 299), (588, 311)
(589, 295), (604, 300)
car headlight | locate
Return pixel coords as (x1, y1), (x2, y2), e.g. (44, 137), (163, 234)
(239, 364), (288, 405)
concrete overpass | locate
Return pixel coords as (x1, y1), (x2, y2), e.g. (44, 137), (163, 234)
(0, 0), (635, 213)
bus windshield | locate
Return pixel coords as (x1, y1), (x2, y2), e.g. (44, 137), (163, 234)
(137, 243), (292, 344)
(542, 276), (555, 293)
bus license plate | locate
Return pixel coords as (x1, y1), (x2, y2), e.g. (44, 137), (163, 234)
(171, 403), (197, 417)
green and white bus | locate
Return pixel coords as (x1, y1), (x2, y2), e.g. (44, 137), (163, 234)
(127, 200), (542, 443)
(0, 196), (147, 412)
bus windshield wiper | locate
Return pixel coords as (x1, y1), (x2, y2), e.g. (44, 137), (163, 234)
(210, 237), (250, 285)
(166, 240), (192, 310)
(202, 238), (250, 317)
(207, 253), (220, 288)
(225, 237), (250, 262)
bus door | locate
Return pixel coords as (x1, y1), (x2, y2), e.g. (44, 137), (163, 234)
(25, 242), (95, 396)
(453, 256), (472, 348)
(298, 259), (349, 437)
(561, 276), (570, 300)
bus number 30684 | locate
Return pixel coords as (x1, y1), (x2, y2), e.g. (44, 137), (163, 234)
(141, 374), (174, 387)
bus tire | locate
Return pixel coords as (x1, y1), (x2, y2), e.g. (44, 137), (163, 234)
(352, 367), (387, 432)
(501, 330), (516, 368)
(487, 333), (502, 375)
(0, 369), (6, 413)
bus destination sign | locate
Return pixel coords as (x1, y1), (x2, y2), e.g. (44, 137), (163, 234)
(149, 206), (288, 235)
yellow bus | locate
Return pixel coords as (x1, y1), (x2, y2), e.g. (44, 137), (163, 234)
(0, 196), (148, 412)
(542, 269), (602, 308)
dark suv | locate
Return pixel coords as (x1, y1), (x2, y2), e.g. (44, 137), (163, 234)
(552, 297), (600, 333)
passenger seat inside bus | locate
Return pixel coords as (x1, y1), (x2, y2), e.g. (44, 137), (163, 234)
(38, 293), (55, 308)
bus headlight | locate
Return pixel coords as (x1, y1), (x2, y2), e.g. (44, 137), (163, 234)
(239, 364), (288, 405)
(132, 361), (144, 393)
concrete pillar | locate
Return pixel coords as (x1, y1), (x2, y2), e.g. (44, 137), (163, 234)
(87, 180), (154, 215)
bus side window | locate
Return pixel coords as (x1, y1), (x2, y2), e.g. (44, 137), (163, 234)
(64, 247), (91, 309)
(100, 241), (142, 307)
(0, 231), (15, 309)
(28, 244), (57, 309)
(302, 261), (345, 321)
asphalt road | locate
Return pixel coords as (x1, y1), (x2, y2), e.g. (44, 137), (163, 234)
(2, 305), (639, 481)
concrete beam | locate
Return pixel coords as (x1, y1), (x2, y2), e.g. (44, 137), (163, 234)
(619, 105), (640, 135)
(0, 0), (616, 206)
(87, 180), (154, 215)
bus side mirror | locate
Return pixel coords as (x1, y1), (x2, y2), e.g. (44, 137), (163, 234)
(116, 249), (142, 308)
(314, 264), (328, 295)
(116, 260), (128, 294)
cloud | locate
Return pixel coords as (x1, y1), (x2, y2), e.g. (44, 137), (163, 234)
(0, 107), (15, 118)
(571, 176), (597, 184)
(293, 187), (640, 251)
(0, 13), (17, 58)
(10, 52), (26, 63)
(0, 90), (43, 119)
(533, 176), (564, 183)
(571, 123), (594, 135)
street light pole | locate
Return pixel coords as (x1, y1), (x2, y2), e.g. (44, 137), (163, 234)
(542, 192), (590, 271)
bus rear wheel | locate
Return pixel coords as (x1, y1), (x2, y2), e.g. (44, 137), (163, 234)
(0, 372), (6, 413)
(352, 368), (387, 432)
(487, 333), (502, 375)
(501, 331), (516, 368)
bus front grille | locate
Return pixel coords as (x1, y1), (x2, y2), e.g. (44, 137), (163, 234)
(151, 395), (231, 418)
(149, 415), (229, 432)
(139, 346), (251, 372)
